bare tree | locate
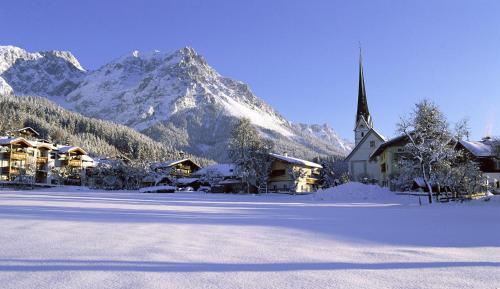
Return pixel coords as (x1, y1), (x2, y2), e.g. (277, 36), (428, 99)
(228, 118), (274, 193)
(287, 166), (307, 194)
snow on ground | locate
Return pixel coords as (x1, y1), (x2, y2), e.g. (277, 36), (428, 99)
(0, 183), (499, 289)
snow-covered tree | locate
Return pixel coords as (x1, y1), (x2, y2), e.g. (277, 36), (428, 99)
(391, 158), (419, 191)
(493, 138), (500, 158)
(51, 166), (81, 185)
(18, 161), (36, 186)
(287, 166), (307, 194)
(397, 100), (462, 203)
(313, 156), (348, 188)
(199, 168), (225, 187)
(89, 160), (149, 190)
(228, 118), (274, 193)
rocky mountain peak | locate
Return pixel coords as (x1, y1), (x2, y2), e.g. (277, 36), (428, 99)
(0, 45), (353, 159)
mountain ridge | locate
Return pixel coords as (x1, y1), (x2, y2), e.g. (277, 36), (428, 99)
(0, 45), (352, 161)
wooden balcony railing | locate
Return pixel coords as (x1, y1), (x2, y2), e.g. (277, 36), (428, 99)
(69, 159), (82, 167)
(36, 157), (48, 164)
(10, 152), (27, 160)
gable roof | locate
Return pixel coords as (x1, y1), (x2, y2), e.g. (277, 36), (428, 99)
(344, 128), (386, 161)
(269, 153), (322, 169)
(57, 145), (87, 155)
(0, 137), (33, 147)
(192, 163), (236, 177)
(6, 127), (40, 137)
(459, 139), (495, 158)
(27, 140), (56, 150)
(152, 158), (201, 170)
(369, 135), (409, 160)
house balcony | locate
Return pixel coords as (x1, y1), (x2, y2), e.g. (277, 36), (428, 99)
(69, 159), (82, 167)
(36, 157), (48, 164)
(9, 152), (27, 160)
(306, 177), (319, 185)
(2, 167), (20, 175)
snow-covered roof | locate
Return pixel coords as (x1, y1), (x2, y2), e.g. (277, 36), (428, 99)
(152, 158), (201, 169)
(81, 155), (94, 162)
(6, 127), (40, 137)
(176, 177), (200, 184)
(56, 145), (87, 155)
(459, 140), (494, 157)
(218, 179), (242, 185)
(0, 137), (33, 147)
(193, 163), (236, 177)
(269, 153), (322, 169)
(369, 135), (408, 160)
(27, 140), (56, 150)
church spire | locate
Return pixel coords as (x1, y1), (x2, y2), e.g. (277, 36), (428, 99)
(355, 47), (373, 129)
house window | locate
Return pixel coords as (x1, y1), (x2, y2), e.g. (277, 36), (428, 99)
(370, 141), (375, 148)
(270, 169), (286, 177)
(361, 132), (364, 137)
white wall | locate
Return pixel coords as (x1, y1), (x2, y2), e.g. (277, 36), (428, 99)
(348, 132), (383, 182)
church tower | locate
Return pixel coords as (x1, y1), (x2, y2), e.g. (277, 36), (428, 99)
(354, 51), (373, 145)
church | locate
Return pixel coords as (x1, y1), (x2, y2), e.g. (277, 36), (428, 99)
(344, 53), (386, 183)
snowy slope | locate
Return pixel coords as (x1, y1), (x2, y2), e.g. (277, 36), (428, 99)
(0, 187), (499, 289)
(0, 45), (353, 160)
(0, 77), (12, 95)
(66, 47), (292, 135)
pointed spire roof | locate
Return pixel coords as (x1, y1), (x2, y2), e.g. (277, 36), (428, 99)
(355, 49), (373, 129)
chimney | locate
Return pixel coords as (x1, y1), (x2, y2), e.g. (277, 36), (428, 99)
(283, 151), (288, 157)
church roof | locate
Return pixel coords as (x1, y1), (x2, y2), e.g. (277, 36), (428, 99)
(355, 53), (373, 129)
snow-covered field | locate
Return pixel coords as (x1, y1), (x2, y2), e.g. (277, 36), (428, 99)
(0, 183), (499, 289)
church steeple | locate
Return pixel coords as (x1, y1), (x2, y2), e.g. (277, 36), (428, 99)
(354, 49), (373, 145)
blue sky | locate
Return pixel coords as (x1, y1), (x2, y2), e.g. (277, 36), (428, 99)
(1, 0), (499, 140)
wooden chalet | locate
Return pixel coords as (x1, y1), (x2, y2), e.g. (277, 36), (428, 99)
(152, 158), (201, 177)
(268, 153), (322, 193)
(0, 127), (95, 185)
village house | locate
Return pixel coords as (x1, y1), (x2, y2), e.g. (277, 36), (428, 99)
(457, 138), (500, 192)
(370, 135), (500, 192)
(268, 153), (322, 193)
(0, 127), (95, 185)
(368, 135), (408, 188)
(143, 158), (201, 187)
(151, 158), (201, 178)
(345, 53), (386, 183)
(191, 163), (246, 193)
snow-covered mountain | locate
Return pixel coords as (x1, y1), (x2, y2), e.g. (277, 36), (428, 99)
(0, 77), (12, 95)
(0, 46), (85, 97)
(0, 45), (352, 161)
